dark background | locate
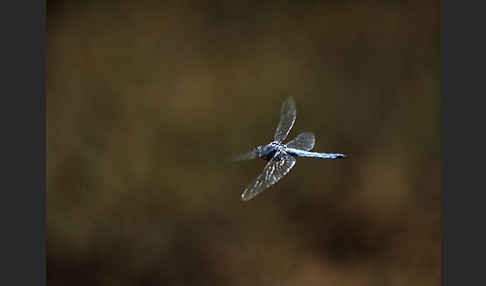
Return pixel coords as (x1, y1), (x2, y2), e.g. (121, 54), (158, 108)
(47, 0), (440, 285)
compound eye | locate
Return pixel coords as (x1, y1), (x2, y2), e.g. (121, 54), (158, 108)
(256, 146), (263, 155)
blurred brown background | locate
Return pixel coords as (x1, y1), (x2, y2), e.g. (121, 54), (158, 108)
(47, 0), (440, 285)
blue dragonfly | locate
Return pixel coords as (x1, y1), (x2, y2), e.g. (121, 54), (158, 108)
(235, 97), (347, 201)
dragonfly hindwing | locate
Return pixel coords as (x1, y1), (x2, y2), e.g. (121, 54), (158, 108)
(241, 151), (297, 201)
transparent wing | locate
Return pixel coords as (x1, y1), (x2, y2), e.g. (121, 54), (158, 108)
(241, 152), (297, 201)
(285, 132), (315, 151)
(273, 97), (297, 143)
(232, 149), (259, 161)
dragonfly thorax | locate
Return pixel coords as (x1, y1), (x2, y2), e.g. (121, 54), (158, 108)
(257, 142), (286, 161)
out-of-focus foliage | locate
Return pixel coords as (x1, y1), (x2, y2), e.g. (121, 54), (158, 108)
(47, 0), (440, 285)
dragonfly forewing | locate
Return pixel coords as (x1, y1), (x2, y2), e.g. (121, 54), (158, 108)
(273, 97), (296, 143)
(232, 149), (259, 161)
(241, 151), (297, 201)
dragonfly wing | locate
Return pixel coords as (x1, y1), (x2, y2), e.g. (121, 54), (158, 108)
(285, 132), (315, 151)
(241, 151), (297, 201)
(232, 149), (259, 161)
(273, 97), (297, 143)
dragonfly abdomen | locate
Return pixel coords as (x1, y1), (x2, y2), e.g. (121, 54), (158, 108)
(286, 148), (347, 159)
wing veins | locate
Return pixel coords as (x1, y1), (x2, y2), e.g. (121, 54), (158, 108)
(241, 151), (296, 201)
(273, 97), (297, 143)
(285, 132), (315, 151)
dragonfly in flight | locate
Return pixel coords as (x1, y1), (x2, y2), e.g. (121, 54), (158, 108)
(235, 97), (347, 201)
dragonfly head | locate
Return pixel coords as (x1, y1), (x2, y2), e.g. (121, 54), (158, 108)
(255, 145), (265, 158)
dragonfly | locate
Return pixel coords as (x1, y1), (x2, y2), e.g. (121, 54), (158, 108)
(235, 97), (347, 201)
